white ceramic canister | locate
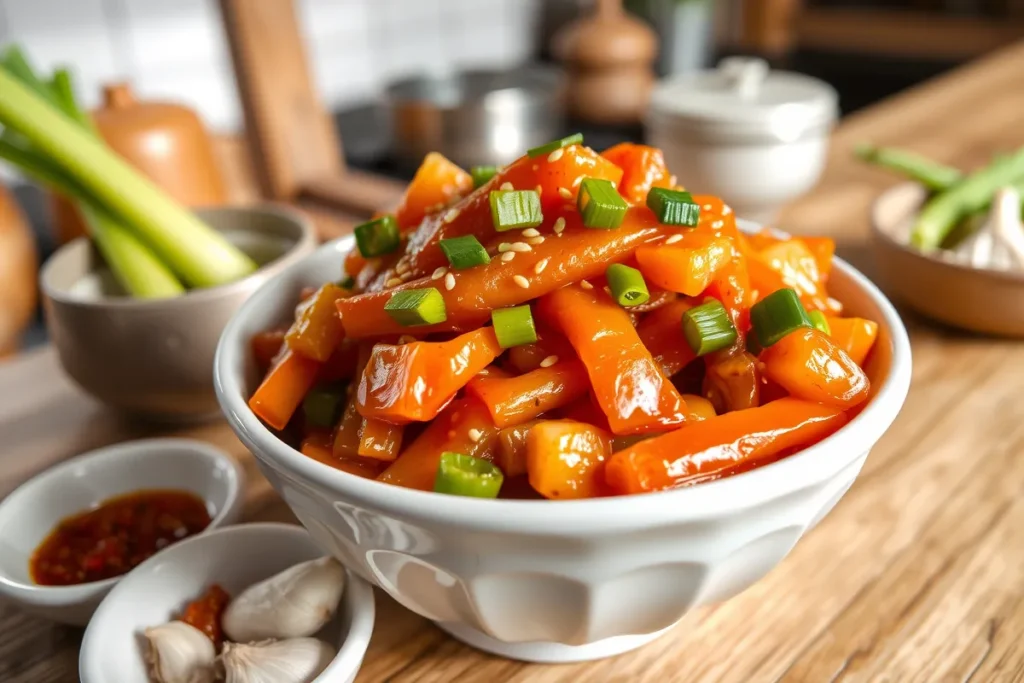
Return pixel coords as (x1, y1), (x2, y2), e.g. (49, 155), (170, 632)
(646, 57), (838, 224)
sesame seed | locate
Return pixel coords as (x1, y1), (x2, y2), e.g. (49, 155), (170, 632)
(513, 275), (530, 289)
(534, 258), (549, 274)
(500, 182), (514, 191)
(509, 242), (532, 252)
(532, 164), (539, 171)
(580, 280), (593, 290)
(337, 310), (343, 321)
(703, 204), (713, 210)
(501, 251), (516, 263)
(558, 187), (573, 200)
(468, 428), (483, 443)
(400, 272), (414, 281)
(604, 285), (612, 295)
(548, 147), (564, 162)
(443, 208), (460, 224)
(447, 430), (457, 440)
(712, 220), (724, 230)
(539, 355), (558, 368)
(535, 185), (543, 195)
(498, 242), (512, 253)
(572, 176), (583, 187)
(432, 266), (447, 280)
(385, 277), (402, 288)
(521, 227), (541, 238)
(527, 235), (545, 245)
(665, 234), (683, 245)
(396, 261), (410, 275)
(445, 272), (456, 291)
(553, 217), (566, 234)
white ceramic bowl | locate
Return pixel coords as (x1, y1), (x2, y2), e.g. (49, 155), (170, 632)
(0, 438), (245, 626)
(214, 229), (912, 663)
(80, 523), (376, 683)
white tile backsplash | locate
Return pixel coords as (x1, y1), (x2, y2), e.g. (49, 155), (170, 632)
(0, 0), (543, 134)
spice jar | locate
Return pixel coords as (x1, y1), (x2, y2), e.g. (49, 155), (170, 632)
(51, 83), (226, 244)
(552, 0), (658, 125)
(646, 57), (838, 224)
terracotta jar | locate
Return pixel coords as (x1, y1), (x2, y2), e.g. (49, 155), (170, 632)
(0, 185), (38, 356)
(552, 0), (658, 125)
(51, 83), (227, 244)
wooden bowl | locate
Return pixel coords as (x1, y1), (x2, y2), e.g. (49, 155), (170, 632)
(870, 181), (1024, 337)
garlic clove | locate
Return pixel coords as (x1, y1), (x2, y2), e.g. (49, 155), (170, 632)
(144, 621), (217, 683)
(222, 557), (346, 642)
(220, 638), (336, 683)
(990, 186), (1024, 270)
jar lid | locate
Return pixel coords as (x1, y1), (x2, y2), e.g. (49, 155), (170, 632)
(646, 57), (838, 143)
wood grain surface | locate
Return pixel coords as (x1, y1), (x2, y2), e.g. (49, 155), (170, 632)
(4, 43), (1024, 683)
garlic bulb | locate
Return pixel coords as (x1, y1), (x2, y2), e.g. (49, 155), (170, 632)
(144, 621), (216, 683)
(221, 557), (345, 642)
(220, 638), (335, 683)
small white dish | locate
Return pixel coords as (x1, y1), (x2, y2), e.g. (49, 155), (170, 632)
(0, 438), (245, 626)
(80, 523), (375, 683)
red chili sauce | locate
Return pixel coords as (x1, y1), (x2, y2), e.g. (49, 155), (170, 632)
(30, 489), (211, 586)
(180, 584), (231, 647)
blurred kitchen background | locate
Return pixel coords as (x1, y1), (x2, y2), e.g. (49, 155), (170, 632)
(2, 0), (1023, 352)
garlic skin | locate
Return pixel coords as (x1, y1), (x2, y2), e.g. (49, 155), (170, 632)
(220, 638), (336, 683)
(144, 621), (216, 683)
(222, 557), (346, 642)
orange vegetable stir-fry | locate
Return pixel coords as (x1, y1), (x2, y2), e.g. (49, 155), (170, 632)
(248, 138), (880, 499)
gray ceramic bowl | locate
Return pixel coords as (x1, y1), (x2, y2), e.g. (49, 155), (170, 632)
(40, 205), (317, 421)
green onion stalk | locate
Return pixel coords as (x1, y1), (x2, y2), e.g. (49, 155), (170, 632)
(0, 47), (257, 294)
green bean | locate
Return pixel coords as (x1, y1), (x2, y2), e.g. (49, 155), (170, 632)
(912, 146), (1024, 250)
(855, 143), (963, 191)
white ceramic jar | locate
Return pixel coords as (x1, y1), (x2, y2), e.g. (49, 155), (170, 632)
(646, 57), (838, 224)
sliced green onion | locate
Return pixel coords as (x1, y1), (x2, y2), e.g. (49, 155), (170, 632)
(646, 187), (701, 227)
(434, 452), (504, 498)
(746, 333), (763, 357)
(489, 190), (542, 231)
(578, 178), (628, 229)
(750, 288), (812, 348)
(338, 276), (355, 289)
(354, 215), (400, 258)
(605, 264), (649, 307)
(471, 165), (497, 188)
(682, 299), (737, 356)
(491, 305), (537, 349)
(303, 385), (346, 428)
(384, 287), (447, 327)
(808, 309), (831, 335)
(439, 235), (491, 269)
(527, 133), (584, 158)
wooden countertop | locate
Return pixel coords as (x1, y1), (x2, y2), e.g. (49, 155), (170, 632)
(4, 43), (1024, 683)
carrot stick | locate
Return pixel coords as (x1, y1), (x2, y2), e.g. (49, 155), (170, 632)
(395, 152), (472, 231)
(827, 317), (879, 367)
(378, 397), (498, 490)
(466, 359), (591, 428)
(251, 328), (286, 375)
(357, 418), (404, 462)
(285, 283), (348, 362)
(704, 349), (761, 413)
(760, 328), (870, 408)
(537, 285), (688, 435)
(636, 297), (696, 377)
(605, 398), (850, 494)
(301, 431), (385, 479)
(527, 419), (613, 499)
(357, 328), (502, 423)
(635, 233), (733, 296)
(248, 348), (322, 430)
(337, 207), (664, 338)
(755, 239), (835, 312)
(333, 344), (373, 458)
(600, 143), (672, 203)
(496, 420), (538, 478)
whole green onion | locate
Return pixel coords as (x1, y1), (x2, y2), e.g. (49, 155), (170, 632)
(434, 452), (504, 498)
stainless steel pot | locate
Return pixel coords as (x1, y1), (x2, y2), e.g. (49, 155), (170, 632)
(386, 68), (565, 170)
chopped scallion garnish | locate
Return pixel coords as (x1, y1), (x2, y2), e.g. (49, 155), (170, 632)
(527, 133), (584, 158)
(646, 187), (701, 226)
(682, 299), (737, 356)
(471, 165), (498, 188)
(384, 287), (447, 327)
(578, 178), (628, 229)
(354, 215), (400, 258)
(750, 288), (812, 348)
(303, 385), (346, 428)
(808, 309), (831, 335)
(605, 263), (650, 307)
(491, 305), (537, 348)
(434, 452), (504, 497)
(489, 190), (542, 231)
(439, 235), (491, 269)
